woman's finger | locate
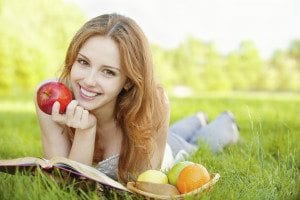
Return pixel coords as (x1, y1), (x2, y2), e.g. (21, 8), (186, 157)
(66, 100), (78, 121)
(73, 106), (84, 123)
(81, 110), (90, 129)
(51, 101), (66, 123)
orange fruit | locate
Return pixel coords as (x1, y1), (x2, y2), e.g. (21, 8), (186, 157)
(176, 164), (210, 194)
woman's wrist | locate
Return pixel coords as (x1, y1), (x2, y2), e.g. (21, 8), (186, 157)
(69, 125), (96, 165)
(75, 123), (96, 135)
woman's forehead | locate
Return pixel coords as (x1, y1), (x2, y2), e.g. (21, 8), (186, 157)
(79, 36), (121, 69)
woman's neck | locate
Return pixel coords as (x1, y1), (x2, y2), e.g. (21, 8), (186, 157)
(91, 104), (122, 144)
(95, 116), (123, 159)
(91, 102), (115, 125)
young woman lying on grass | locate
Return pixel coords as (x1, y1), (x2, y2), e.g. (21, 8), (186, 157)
(35, 13), (239, 183)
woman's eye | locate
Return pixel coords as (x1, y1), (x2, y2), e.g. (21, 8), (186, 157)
(103, 69), (116, 77)
(77, 58), (89, 66)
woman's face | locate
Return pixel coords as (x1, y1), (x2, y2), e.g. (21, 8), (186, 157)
(70, 35), (127, 111)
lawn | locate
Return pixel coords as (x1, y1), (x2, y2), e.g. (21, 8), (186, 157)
(0, 92), (299, 199)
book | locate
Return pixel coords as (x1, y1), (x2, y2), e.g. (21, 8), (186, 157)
(0, 156), (129, 192)
(0, 156), (220, 199)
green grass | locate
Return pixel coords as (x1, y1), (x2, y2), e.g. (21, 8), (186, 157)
(0, 93), (299, 199)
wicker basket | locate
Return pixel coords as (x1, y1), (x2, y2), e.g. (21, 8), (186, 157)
(127, 173), (220, 200)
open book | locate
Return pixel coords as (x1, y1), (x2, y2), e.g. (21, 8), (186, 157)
(0, 156), (129, 192)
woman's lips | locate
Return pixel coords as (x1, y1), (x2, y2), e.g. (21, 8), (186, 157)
(79, 85), (101, 100)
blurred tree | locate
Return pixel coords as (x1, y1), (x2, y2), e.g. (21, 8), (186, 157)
(199, 43), (231, 91)
(153, 37), (300, 93)
(224, 41), (264, 90)
(152, 45), (178, 91)
(288, 39), (300, 71)
(171, 37), (205, 89)
(2, 0), (298, 95)
(0, 0), (85, 95)
(270, 50), (299, 91)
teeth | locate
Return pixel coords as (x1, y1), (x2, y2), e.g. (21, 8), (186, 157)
(80, 87), (98, 97)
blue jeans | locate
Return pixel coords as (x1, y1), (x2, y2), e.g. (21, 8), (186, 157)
(167, 111), (239, 156)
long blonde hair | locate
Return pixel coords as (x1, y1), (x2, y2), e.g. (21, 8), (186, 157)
(59, 14), (168, 182)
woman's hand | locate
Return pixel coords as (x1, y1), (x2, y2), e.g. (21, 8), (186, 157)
(51, 100), (96, 130)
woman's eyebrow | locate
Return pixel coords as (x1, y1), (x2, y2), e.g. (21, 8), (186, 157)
(78, 52), (90, 61)
(78, 52), (121, 71)
(103, 65), (121, 71)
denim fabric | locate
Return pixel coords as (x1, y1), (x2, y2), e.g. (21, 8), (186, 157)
(169, 115), (205, 144)
(167, 114), (204, 157)
(167, 131), (197, 157)
(167, 111), (239, 155)
(196, 111), (239, 152)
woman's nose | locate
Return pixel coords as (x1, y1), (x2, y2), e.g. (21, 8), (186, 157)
(83, 70), (97, 86)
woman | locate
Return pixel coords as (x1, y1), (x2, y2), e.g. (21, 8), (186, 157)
(35, 13), (239, 183)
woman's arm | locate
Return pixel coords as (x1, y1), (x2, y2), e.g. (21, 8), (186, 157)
(35, 82), (97, 166)
(64, 101), (96, 165)
(35, 90), (71, 158)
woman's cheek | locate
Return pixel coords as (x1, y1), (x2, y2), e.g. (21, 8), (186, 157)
(70, 65), (84, 79)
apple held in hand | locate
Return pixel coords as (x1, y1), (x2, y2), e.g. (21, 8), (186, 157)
(37, 81), (73, 114)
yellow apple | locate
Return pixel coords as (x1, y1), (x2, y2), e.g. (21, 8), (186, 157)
(137, 169), (168, 184)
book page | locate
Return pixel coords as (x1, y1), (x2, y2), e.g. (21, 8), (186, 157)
(50, 156), (129, 192)
(0, 157), (51, 168)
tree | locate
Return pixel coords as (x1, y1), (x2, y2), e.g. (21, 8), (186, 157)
(287, 39), (300, 71)
(0, 0), (85, 95)
(224, 41), (265, 90)
(270, 50), (300, 91)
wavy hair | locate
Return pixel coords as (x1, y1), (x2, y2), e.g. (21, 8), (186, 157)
(59, 14), (168, 183)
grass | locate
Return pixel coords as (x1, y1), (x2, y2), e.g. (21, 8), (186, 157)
(0, 92), (299, 199)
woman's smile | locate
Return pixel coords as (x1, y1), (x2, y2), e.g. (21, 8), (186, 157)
(79, 84), (101, 100)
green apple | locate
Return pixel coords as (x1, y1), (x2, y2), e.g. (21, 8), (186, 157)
(137, 170), (168, 184)
(167, 161), (193, 186)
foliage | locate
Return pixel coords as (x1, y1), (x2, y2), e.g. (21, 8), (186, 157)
(0, 0), (85, 95)
(0, 0), (299, 96)
(153, 38), (300, 94)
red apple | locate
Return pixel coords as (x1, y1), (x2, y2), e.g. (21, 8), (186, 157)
(37, 81), (73, 114)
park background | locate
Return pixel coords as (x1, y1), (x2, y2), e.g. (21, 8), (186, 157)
(0, 0), (299, 199)
(0, 0), (300, 95)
